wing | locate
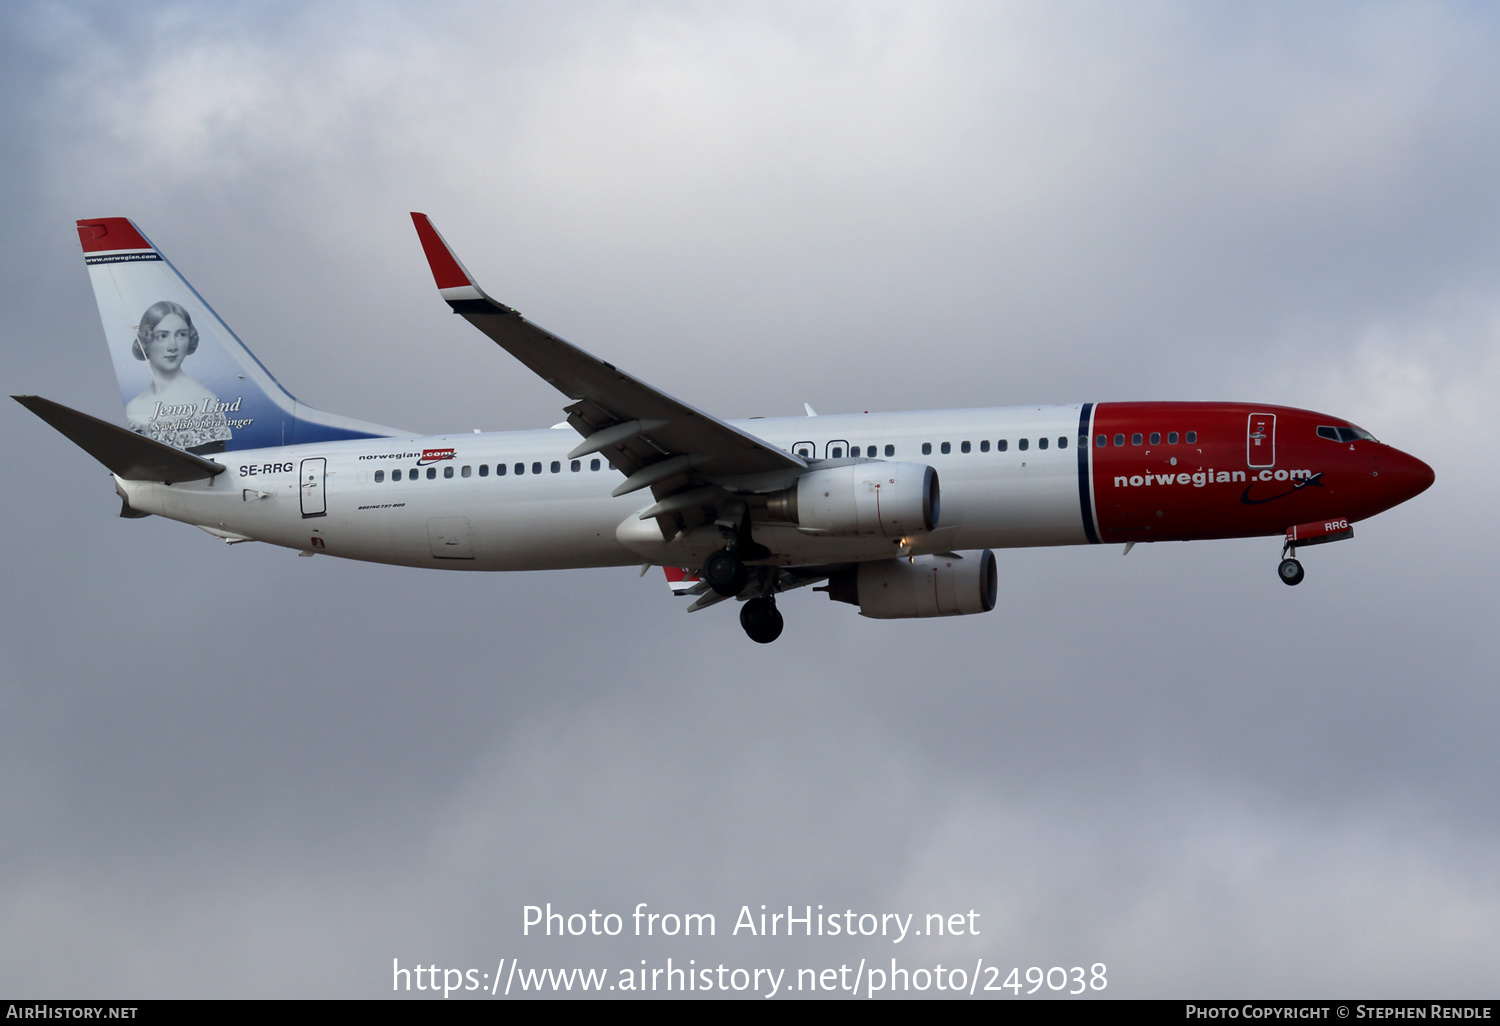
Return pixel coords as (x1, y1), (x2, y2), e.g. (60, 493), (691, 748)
(410, 213), (806, 537)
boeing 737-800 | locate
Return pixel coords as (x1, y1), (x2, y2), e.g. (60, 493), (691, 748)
(15, 215), (1435, 643)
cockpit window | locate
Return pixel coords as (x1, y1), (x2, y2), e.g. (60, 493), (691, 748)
(1319, 424), (1378, 443)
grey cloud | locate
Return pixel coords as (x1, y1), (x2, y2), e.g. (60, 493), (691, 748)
(0, 0), (1496, 998)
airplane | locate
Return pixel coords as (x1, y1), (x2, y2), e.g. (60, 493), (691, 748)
(14, 215), (1436, 644)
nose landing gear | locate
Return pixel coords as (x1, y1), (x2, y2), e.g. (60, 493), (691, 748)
(740, 595), (784, 644)
(1278, 534), (1306, 586)
(1278, 557), (1305, 586)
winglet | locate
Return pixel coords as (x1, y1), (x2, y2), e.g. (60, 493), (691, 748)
(410, 212), (497, 308)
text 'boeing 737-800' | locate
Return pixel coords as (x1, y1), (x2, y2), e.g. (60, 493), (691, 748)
(15, 214), (1435, 643)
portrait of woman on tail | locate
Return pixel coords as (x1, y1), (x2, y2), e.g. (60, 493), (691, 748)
(125, 300), (231, 454)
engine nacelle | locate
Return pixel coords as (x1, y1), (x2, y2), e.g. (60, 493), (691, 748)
(824, 551), (997, 619)
(765, 462), (938, 537)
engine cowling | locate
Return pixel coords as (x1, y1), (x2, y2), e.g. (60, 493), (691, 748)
(765, 462), (938, 537)
(824, 550), (997, 619)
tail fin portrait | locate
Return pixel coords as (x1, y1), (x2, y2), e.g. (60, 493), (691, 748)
(77, 218), (398, 453)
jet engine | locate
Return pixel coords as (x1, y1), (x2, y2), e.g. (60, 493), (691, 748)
(822, 550), (997, 619)
(764, 463), (938, 537)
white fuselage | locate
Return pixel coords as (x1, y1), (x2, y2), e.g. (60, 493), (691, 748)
(118, 405), (1091, 570)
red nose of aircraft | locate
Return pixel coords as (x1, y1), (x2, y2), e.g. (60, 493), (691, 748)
(1378, 445), (1436, 507)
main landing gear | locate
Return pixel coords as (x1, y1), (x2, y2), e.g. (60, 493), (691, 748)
(702, 548), (749, 597)
(740, 596), (784, 644)
(702, 509), (781, 642)
(703, 548), (782, 642)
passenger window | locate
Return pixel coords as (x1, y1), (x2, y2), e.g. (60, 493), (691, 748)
(1150, 432), (1160, 445)
(444, 466), (454, 479)
(884, 444), (895, 457)
(940, 442), (951, 455)
(532, 462), (542, 475)
(479, 464), (489, 477)
(571, 459), (580, 472)
(1019, 438), (1029, 451)
(1113, 434), (1124, 447)
(980, 440), (990, 452)
(1096, 434), (1107, 447)
(515, 463), (525, 475)
(590, 458), (600, 471)
(1186, 431), (1197, 443)
(375, 470), (385, 483)
(427, 467), (437, 479)
(794, 442), (813, 458)
(1131, 433), (1142, 445)
(1168, 432), (1178, 444)
(410, 469), (419, 481)
(1038, 437), (1048, 450)
(549, 461), (560, 474)
(496, 463), (506, 476)
(462, 465), (472, 478)
(830, 446), (843, 459)
(1059, 436), (1069, 449)
(997, 439), (1008, 452)
(922, 442), (932, 455)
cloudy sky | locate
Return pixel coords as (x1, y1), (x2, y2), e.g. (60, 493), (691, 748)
(1, 0), (1497, 999)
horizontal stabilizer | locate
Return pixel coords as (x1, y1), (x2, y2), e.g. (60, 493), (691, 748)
(13, 395), (225, 483)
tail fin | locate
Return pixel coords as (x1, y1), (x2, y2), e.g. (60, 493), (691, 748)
(663, 566), (705, 596)
(77, 218), (400, 453)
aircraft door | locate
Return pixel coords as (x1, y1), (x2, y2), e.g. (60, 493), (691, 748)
(300, 457), (327, 517)
(1246, 413), (1276, 468)
(825, 439), (850, 459)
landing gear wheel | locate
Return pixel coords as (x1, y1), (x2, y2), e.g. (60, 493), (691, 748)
(703, 548), (748, 597)
(740, 596), (784, 644)
(1278, 557), (1305, 586)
